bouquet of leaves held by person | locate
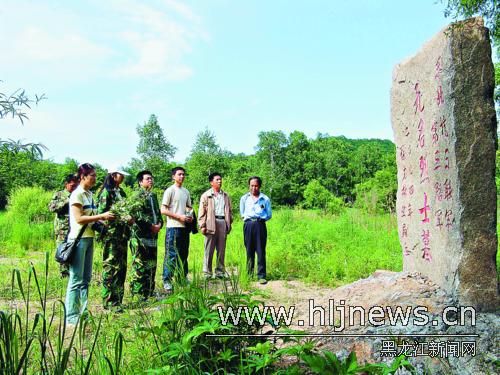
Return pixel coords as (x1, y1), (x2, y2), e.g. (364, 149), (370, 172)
(95, 190), (149, 242)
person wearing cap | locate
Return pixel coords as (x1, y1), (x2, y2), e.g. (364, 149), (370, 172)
(48, 173), (79, 277)
(129, 170), (163, 300)
(96, 167), (130, 310)
(198, 172), (233, 279)
(239, 176), (272, 285)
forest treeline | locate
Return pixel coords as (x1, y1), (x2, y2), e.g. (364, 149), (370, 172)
(0, 115), (398, 214)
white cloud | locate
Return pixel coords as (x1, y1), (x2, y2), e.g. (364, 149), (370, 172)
(110, 0), (208, 80)
(165, 0), (202, 24)
(16, 27), (112, 62)
(0, 0), (207, 82)
(115, 31), (192, 79)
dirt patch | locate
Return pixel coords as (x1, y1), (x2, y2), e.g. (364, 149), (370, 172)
(253, 270), (499, 374)
(254, 270), (452, 333)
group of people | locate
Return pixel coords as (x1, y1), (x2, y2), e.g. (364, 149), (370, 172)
(49, 164), (272, 326)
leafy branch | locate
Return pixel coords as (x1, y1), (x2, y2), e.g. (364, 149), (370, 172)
(1, 81), (48, 157)
(0, 139), (48, 159)
(0, 86), (46, 125)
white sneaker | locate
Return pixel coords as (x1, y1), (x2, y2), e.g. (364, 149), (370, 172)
(163, 281), (173, 293)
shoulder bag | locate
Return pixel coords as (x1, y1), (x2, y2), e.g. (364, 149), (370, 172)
(55, 223), (88, 264)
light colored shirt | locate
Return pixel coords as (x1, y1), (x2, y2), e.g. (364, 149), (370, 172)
(212, 189), (225, 217)
(162, 185), (192, 228)
(239, 192), (272, 221)
(68, 185), (96, 239)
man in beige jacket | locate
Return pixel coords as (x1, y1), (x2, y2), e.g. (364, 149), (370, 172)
(198, 172), (233, 279)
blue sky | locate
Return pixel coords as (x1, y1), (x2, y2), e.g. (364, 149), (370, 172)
(1, 0), (456, 169)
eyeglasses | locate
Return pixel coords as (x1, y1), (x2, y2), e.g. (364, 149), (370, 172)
(144, 176), (154, 180)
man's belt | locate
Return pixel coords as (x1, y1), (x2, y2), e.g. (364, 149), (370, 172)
(215, 215), (225, 219)
(245, 218), (264, 222)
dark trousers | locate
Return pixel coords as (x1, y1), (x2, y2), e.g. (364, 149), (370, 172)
(163, 227), (190, 282)
(243, 220), (267, 279)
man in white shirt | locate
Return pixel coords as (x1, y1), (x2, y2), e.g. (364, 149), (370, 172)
(161, 166), (193, 292)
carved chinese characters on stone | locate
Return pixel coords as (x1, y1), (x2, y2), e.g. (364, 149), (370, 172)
(391, 18), (498, 311)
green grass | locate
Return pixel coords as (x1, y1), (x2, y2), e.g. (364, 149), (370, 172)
(0, 252), (413, 374)
(0, 207), (402, 304)
(4, 204), (493, 373)
(261, 208), (401, 286)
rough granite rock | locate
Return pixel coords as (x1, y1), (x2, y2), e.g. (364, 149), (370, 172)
(390, 17), (498, 311)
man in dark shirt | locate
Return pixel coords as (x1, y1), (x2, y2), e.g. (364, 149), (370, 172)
(130, 170), (163, 299)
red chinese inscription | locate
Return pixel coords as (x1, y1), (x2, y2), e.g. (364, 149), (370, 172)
(414, 83), (425, 113)
(419, 193), (430, 223)
(419, 155), (429, 183)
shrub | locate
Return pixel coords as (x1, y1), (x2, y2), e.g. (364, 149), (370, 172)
(303, 179), (345, 215)
(326, 196), (345, 215)
(354, 165), (397, 214)
(0, 186), (53, 252)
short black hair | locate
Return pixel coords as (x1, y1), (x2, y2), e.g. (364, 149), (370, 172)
(171, 166), (186, 177)
(64, 174), (79, 184)
(208, 172), (222, 182)
(248, 176), (262, 187)
(136, 170), (153, 185)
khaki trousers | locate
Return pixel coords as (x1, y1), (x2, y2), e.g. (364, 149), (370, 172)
(203, 218), (227, 276)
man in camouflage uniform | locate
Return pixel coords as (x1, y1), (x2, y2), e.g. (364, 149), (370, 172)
(48, 174), (79, 277)
(97, 169), (130, 310)
(130, 170), (163, 300)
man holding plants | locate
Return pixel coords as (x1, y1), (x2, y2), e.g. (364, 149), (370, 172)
(240, 176), (272, 285)
(198, 172), (233, 279)
(48, 173), (79, 277)
(129, 170), (163, 300)
(97, 168), (131, 311)
(161, 166), (193, 293)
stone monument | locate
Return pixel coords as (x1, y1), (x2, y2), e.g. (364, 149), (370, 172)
(391, 17), (498, 311)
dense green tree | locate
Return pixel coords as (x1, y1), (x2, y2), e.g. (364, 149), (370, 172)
(255, 131), (289, 203)
(132, 114), (177, 189)
(185, 128), (230, 200)
(282, 131), (313, 204)
(224, 153), (259, 210)
(136, 114), (176, 162)
(310, 135), (353, 199)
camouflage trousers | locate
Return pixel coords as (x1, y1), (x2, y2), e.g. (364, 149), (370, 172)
(130, 237), (158, 299)
(102, 239), (128, 308)
(55, 240), (70, 277)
